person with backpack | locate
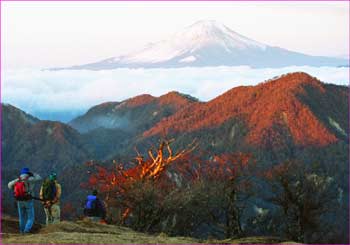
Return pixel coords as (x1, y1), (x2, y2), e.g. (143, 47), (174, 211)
(39, 172), (62, 225)
(7, 167), (42, 234)
(83, 190), (106, 223)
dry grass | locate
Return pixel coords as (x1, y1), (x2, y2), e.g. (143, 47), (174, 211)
(1, 217), (199, 244)
(1, 216), (297, 244)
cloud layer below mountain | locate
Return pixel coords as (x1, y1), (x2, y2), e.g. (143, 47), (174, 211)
(2, 66), (349, 121)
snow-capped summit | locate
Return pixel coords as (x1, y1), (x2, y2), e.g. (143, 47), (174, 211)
(177, 20), (266, 50)
(120, 20), (266, 65)
(55, 20), (348, 70)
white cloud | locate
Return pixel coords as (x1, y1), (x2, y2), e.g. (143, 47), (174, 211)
(2, 66), (349, 118)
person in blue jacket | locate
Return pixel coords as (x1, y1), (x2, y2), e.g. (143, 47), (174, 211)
(83, 190), (106, 222)
(8, 167), (42, 233)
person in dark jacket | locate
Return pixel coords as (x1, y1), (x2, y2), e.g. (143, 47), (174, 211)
(83, 190), (106, 222)
(40, 172), (62, 225)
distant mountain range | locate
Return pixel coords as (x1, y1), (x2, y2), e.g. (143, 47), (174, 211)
(2, 72), (348, 220)
(69, 92), (197, 133)
(3, 72), (348, 165)
(52, 20), (349, 70)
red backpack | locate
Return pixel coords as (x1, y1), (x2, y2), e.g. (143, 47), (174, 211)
(14, 176), (31, 201)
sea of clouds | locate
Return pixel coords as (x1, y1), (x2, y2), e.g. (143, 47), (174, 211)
(2, 66), (349, 121)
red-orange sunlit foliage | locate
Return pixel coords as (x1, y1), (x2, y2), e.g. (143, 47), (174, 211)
(83, 137), (256, 232)
(144, 73), (338, 147)
(120, 91), (194, 110)
(84, 139), (197, 221)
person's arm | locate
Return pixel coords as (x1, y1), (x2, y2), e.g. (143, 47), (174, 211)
(28, 173), (42, 183)
(39, 185), (43, 200)
(53, 183), (62, 203)
(8, 178), (18, 190)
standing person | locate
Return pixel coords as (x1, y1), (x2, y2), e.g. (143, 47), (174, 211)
(8, 167), (42, 234)
(40, 172), (62, 225)
(83, 190), (106, 223)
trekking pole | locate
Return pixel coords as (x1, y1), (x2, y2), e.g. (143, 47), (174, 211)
(31, 196), (45, 202)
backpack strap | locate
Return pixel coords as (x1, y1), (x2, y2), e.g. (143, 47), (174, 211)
(20, 175), (31, 194)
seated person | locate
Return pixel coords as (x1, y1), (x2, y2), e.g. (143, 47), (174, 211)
(83, 190), (106, 223)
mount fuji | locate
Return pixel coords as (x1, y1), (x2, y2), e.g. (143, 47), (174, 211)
(56, 20), (348, 70)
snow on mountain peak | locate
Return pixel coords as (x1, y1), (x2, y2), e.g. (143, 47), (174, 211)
(121, 20), (266, 64)
(59, 20), (348, 70)
(177, 20), (266, 50)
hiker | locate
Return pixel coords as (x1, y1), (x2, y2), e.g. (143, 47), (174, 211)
(8, 167), (42, 234)
(40, 172), (62, 225)
(83, 190), (106, 223)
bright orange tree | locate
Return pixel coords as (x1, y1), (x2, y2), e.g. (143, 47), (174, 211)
(84, 139), (197, 222)
(84, 138), (255, 236)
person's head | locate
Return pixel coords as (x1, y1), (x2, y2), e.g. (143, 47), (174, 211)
(20, 167), (30, 175)
(92, 189), (98, 196)
(49, 172), (57, 181)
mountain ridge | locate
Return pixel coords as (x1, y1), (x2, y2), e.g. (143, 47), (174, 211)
(143, 72), (348, 147)
(3, 72), (347, 149)
(68, 91), (198, 133)
(52, 20), (348, 70)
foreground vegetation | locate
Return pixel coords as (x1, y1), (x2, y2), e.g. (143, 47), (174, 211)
(79, 139), (348, 244)
(2, 139), (347, 244)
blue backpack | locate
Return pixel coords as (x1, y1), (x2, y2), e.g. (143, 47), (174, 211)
(85, 195), (99, 216)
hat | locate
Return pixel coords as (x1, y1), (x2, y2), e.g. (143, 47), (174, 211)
(49, 172), (57, 181)
(20, 167), (30, 175)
